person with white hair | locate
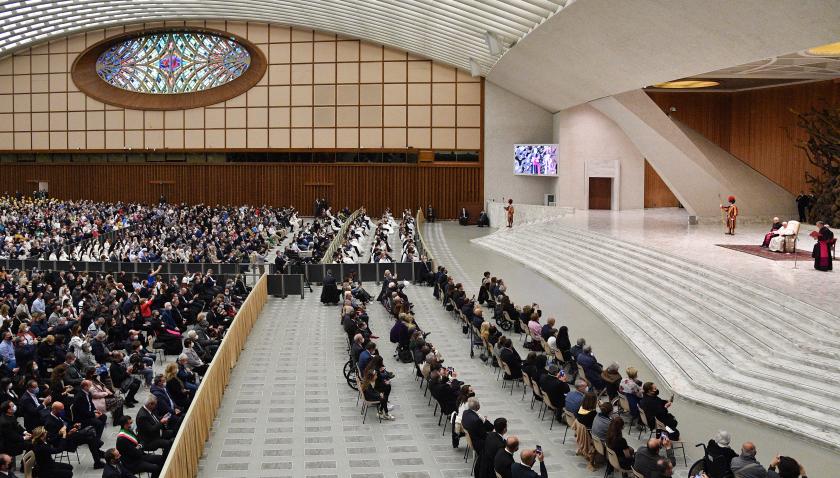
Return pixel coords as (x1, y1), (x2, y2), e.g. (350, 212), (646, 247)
(762, 217), (783, 247)
(461, 397), (494, 476)
(703, 430), (737, 478)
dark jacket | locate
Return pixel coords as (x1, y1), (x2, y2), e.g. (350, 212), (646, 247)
(494, 449), (515, 478)
(102, 461), (137, 478)
(538, 374), (569, 411)
(135, 406), (164, 445)
(461, 409), (493, 457)
(479, 432), (506, 478)
(511, 461), (547, 478)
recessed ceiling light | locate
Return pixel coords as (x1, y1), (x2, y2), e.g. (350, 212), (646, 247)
(806, 41), (840, 56)
(653, 80), (720, 89)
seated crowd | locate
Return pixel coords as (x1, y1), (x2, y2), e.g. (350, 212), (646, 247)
(0, 264), (243, 477)
(0, 196), (142, 261)
(422, 265), (809, 478)
(0, 194), (302, 265)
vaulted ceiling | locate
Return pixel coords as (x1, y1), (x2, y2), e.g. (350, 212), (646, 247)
(0, 0), (568, 75)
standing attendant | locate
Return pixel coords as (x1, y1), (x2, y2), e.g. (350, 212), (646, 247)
(795, 191), (811, 223)
(719, 196), (738, 235)
(811, 221), (834, 271)
(505, 199), (515, 228)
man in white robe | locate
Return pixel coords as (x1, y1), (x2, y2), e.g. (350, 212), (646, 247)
(769, 221), (797, 252)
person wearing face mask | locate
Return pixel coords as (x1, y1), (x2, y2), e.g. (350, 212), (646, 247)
(0, 378), (17, 406)
(639, 382), (680, 441)
(115, 416), (164, 478)
(0, 333), (16, 371)
(19, 380), (50, 431)
(0, 400), (29, 460)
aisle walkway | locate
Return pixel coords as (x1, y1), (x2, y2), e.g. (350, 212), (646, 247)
(198, 282), (638, 477)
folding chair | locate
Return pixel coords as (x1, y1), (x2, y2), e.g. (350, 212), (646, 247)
(606, 447), (633, 478)
(22, 450), (34, 478)
(361, 398), (382, 424)
(540, 391), (559, 430)
(655, 418), (687, 466)
(561, 409), (577, 444)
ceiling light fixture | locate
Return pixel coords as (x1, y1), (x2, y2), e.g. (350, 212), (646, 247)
(468, 58), (482, 77)
(484, 31), (503, 56)
(653, 80), (720, 89)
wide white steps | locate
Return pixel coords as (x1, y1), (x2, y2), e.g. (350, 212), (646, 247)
(473, 221), (840, 450)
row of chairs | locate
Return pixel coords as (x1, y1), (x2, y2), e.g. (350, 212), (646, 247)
(441, 288), (685, 477)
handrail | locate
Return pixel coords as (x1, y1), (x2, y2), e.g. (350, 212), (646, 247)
(321, 208), (363, 264)
(415, 208), (436, 269)
(159, 274), (268, 478)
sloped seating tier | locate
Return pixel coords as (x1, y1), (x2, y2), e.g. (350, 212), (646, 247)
(473, 221), (840, 450)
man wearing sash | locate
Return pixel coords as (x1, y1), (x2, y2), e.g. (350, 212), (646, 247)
(116, 416), (164, 477)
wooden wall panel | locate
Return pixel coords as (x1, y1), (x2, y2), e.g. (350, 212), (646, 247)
(647, 80), (840, 194)
(643, 159), (680, 208)
(0, 163), (480, 219)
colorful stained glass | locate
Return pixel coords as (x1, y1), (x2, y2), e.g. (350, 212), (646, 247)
(95, 31), (251, 94)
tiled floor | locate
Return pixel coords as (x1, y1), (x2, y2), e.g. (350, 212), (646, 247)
(198, 285), (659, 478)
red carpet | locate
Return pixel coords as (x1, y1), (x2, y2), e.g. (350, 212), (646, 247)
(716, 244), (811, 261)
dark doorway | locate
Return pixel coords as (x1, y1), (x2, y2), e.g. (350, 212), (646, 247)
(589, 177), (612, 210)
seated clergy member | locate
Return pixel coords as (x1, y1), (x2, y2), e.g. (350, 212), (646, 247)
(426, 205), (436, 223)
(477, 210), (490, 227)
(761, 217), (783, 247)
(495, 435), (519, 478)
(768, 221), (796, 252)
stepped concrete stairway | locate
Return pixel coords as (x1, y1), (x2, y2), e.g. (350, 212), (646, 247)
(472, 220), (840, 450)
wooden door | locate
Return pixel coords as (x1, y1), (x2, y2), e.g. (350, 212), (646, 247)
(588, 177), (612, 210)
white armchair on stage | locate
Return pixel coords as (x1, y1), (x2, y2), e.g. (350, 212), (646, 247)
(769, 220), (800, 252)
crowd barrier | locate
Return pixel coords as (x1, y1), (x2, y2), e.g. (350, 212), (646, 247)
(414, 208), (436, 269)
(288, 261), (431, 285)
(321, 208), (363, 264)
(160, 273), (269, 478)
(266, 274), (306, 298)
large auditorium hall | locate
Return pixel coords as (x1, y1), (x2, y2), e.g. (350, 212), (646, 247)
(0, 2), (839, 478)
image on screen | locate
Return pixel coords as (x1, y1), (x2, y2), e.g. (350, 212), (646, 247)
(514, 144), (558, 176)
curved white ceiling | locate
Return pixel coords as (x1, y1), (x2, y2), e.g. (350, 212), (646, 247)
(0, 0), (568, 74)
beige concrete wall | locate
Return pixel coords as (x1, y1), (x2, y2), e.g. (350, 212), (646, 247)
(553, 103), (645, 210)
(483, 81), (555, 206)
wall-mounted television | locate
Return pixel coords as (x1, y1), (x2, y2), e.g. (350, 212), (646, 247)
(514, 144), (558, 176)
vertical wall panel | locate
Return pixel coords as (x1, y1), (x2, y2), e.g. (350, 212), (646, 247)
(0, 163), (479, 219)
(647, 80), (840, 194)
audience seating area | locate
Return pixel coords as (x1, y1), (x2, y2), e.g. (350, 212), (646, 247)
(473, 220), (840, 450)
(0, 264), (248, 477)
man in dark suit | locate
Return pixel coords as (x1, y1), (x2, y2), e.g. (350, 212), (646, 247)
(511, 449), (547, 478)
(44, 401), (105, 468)
(498, 338), (523, 380)
(479, 418), (507, 478)
(115, 416), (164, 478)
(20, 380), (49, 431)
(459, 208), (470, 226)
(426, 205), (436, 223)
(494, 436), (519, 478)
(136, 397), (173, 457)
(102, 448), (137, 478)
(461, 398), (493, 476)
(639, 382), (680, 440)
(0, 453), (18, 478)
(74, 380), (107, 440)
(538, 365), (569, 418)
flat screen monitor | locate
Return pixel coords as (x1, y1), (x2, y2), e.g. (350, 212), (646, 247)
(514, 144), (558, 176)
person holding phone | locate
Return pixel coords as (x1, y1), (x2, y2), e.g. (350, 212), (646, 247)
(639, 382), (680, 440)
(510, 448), (547, 478)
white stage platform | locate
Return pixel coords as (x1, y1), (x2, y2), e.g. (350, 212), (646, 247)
(472, 208), (840, 451)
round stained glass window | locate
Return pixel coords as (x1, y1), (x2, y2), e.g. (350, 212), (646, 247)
(95, 31), (252, 94)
